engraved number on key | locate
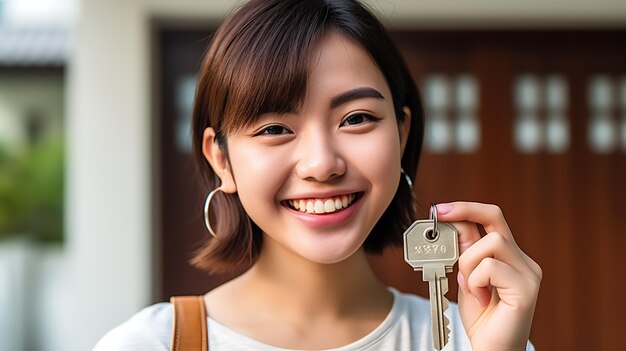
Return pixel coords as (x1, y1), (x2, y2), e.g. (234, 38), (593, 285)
(403, 219), (459, 350)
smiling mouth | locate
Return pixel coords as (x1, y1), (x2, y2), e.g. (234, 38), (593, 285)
(285, 193), (362, 214)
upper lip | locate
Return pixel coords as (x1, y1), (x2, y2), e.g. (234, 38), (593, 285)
(282, 189), (362, 201)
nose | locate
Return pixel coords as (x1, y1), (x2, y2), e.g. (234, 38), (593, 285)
(294, 130), (346, 182)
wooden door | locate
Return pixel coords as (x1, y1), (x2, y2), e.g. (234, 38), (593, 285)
(154, 27), (626, 350)
(153, 27), (242, 300)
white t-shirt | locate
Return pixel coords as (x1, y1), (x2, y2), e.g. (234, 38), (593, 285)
(93, 288), (534, 351)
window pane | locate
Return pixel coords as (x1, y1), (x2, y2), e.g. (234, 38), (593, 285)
(424, 75), (450, 111)
(456, 113), (480, 153)
(589, 113), (615, 153)
(515, 113), (543, 153)
(588, 75), (613, 111)
(515, 75), (541, 111)
(545, 75), (568, 112)
(621, 115), (626, 151)
(545, 114), (569, 153)
(455, 75), (478, 111)
(426, 113), (452, 153)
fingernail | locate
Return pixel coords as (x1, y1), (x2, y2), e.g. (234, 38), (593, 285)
(436, 203), (452, 215)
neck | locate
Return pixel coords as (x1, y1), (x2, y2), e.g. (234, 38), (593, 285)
(239, 236), (389, 321)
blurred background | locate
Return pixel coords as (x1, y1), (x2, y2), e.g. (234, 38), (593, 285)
(0, 0), (624, 350)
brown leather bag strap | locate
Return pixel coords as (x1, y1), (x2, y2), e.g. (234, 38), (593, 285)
(170, 296), (208, 351)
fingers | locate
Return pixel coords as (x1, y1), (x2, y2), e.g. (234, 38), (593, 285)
(466, 257), (539, 310)
(440, 201), (542, 348)
(440, 201), (543, 279)
(435, 202), (514, 242)
(447, 221), (482, 254)
(458, 232), (531, 280)
(466, 258), (519, 307)
(458, 231), (542, 308)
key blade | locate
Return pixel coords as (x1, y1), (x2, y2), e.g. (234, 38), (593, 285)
(437, 299), (445, 349)
(442, 316), (451, 349)
(434, 288), (448, 350)
(437, 276), (451, 349)
(440, 275), (449, 297)
(437, 277), (450, 350)
(430, 287), (444, 350)
(423, 266), (450, 350)
(442, 295), (449, 312)
(433, 299), (451, 350)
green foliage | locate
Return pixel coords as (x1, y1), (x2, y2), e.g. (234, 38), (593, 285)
(0, 136), (64, 243)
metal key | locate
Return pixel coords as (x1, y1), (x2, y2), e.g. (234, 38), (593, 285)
(403, 207), (459, 350)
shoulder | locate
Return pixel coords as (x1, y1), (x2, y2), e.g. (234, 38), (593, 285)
(92, 302), (173, 351)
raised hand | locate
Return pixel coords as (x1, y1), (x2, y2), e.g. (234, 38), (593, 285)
(435, 202), (542, 351)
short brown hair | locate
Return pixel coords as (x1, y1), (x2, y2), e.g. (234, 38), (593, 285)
(191, 0), (424, 274)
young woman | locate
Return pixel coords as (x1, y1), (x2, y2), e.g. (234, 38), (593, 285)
(95, 0), (541, 350)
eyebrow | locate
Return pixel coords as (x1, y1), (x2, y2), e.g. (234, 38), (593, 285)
(330, 87), (385, 109)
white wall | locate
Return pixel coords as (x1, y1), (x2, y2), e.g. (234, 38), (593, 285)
(66, 1), (150, 349)
(2, 0), (77, 25)
(0, 239), (31, 351)
(67, 0), (626, 350)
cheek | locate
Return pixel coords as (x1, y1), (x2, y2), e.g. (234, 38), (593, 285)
(347, 127), (402, 186)
(227, 144), (290, 211)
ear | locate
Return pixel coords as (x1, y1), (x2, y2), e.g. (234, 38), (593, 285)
(202, 127), (237, 194)
(399, 106), (412, 155)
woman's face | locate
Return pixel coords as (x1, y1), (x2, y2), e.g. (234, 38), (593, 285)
(222, 32), (409, 264)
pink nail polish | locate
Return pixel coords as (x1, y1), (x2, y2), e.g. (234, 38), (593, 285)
(436, 203), (452, 215)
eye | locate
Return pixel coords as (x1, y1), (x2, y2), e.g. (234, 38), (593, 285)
(256, 124), (292, 136)
(341, 113), (380, 126)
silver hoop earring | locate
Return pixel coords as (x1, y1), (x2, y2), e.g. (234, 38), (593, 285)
(203, 188), (222, 238)
(401, 168), (413, 189)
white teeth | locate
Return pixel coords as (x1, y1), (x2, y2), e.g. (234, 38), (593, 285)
(290, 193), (357, 214)
(314, 200), (325, 213)
(324, 199), (335, 212)
(334, 198), (342, 209)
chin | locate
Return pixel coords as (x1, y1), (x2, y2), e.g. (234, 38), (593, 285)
(296, 239), (365, 265)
